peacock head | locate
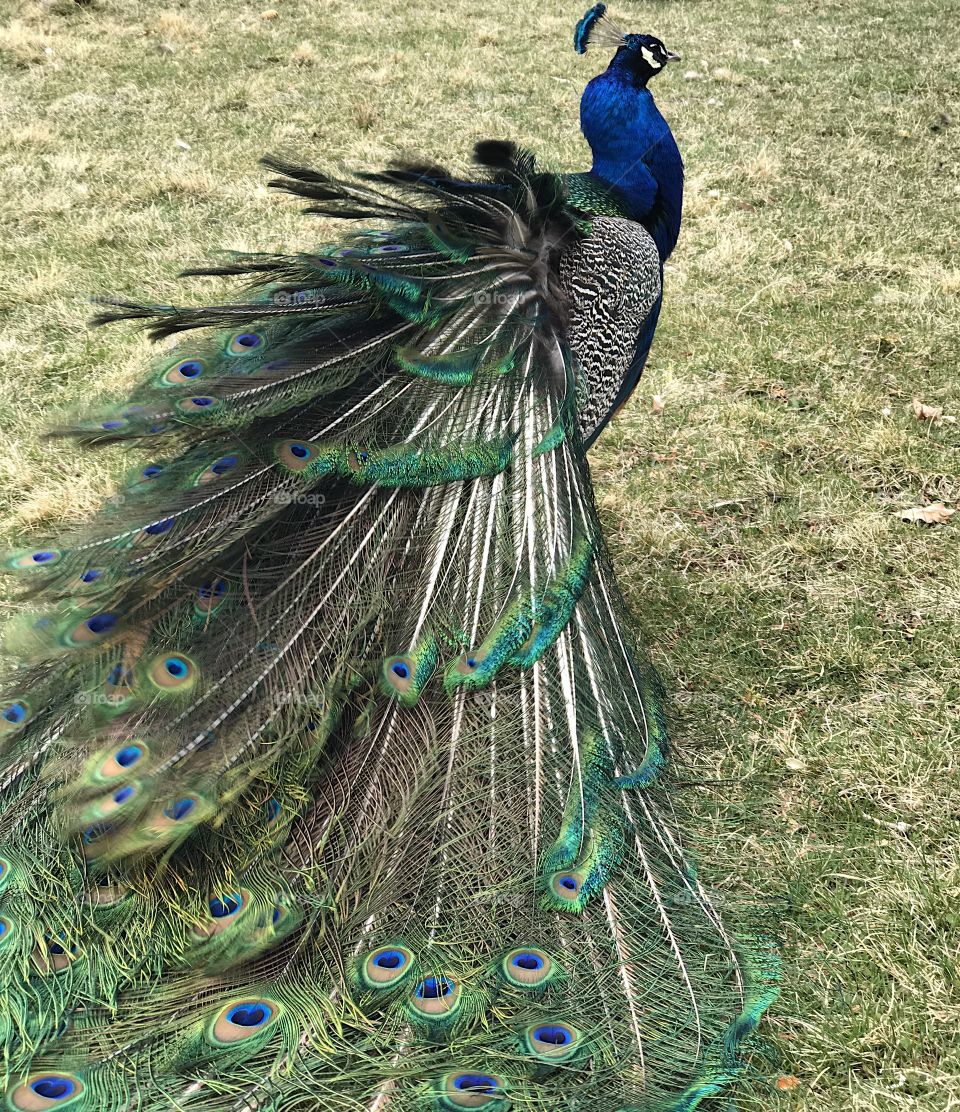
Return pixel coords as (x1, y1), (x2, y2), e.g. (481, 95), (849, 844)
(575, 4), (680, 87)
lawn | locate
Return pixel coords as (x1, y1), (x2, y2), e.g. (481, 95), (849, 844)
(0, 0), (958, 1109)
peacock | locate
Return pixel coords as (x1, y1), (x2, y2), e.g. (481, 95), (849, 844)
(0, 5), (778, 1110)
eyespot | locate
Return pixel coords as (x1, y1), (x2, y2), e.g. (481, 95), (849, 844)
(209, 893), (242, 918)
(69, 612), (118, 645)
(93, 740), (148, 782)
(0, 916), (12, 942)
(520, 1020), (583, 1063)
(275, 439), (319, 473)
(407, 974), (461, 1019)
(148, 654), (198, 691)
(0, 701), (31, 733)
(80, 568), (103, 584)
(551, 871), (582, 898)
(100, 419), (126, 431)
(141, 464), (164, 480)
(435, 1070), (509, 1109)
(452, 650), (485, 677)
(533, 1024), (572, 1046)
(416, 976), (453, 999)
(195, 579), (229, 616)
(198, 580), (227, 601)
(7, 1073), (84, 1109)
(207, 996), (281, 1046)
(162, 357), (206, 386)
(82, 824), (111, 845)
(544, 863), (594, 910)
(359, 944), (416, 989)
(192, 888), (252, 940)
(79, 781), (140, 829)
(226, 332), (265, 356)
(10, 549), (62, 570)
(195, 454), (241, 486)
(227, 1003), (271, 1027)
(178, 396), (218, 413)
(500, 946), (558, 989)
(163, 797), (196, 821)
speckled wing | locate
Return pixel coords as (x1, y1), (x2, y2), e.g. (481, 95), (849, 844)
(561, 215), (663, 444)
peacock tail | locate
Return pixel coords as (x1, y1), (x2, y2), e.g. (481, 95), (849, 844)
(0, 9), (777, 1112)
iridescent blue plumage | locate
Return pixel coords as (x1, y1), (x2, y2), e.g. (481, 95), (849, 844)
(570, 12), (684, 443)
(580, 42), (684, 260)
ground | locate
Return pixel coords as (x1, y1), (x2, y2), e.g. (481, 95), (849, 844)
(0, 0), (958, 1108)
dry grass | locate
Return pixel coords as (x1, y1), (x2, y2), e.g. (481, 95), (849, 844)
(1, 0), (958, 1108)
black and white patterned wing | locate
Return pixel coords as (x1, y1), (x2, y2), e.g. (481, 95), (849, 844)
(561, 215), (662, 443)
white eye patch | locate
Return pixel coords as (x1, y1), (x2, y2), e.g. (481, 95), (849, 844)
(640, 45), (664, 69)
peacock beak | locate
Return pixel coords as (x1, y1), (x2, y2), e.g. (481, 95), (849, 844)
(665, 49), (682, 62)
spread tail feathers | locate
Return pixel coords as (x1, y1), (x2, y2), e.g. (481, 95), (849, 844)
(0, 145), (776, 1111)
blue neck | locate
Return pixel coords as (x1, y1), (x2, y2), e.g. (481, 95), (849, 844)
(579, 69), (684, 261)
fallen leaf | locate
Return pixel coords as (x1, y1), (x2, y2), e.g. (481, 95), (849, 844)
(899, 503), (955, 525)
(261, 8), (279, 18)
(173, 137), (191, 150)
(651, 394), (665, 415)
(784, 758), (806, 772)
(776, 1075), (800, 1091)
(912, 398), (943, 421)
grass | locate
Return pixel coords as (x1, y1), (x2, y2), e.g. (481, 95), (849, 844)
(1, 0), (958, 1108)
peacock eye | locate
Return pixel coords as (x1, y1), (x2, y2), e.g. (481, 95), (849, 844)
(435, 1069), (508, 1109)
(209, 893), (242, 918)
(6, 1072), (86, 1110)
(359, 943), (416, 989)
(227, 331), (265, 356)
(520, 1019), (584, 1063)
(148, 653), (198, 691)
(2, 702), (28, 725)
(163, 798), (196, 821)
(500, 945), (559, 989)
(207, 996), (282, 1046)
(86, 613), (118, 635)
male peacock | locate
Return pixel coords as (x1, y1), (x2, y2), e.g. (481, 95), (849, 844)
(0, 6), (777, 1111)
